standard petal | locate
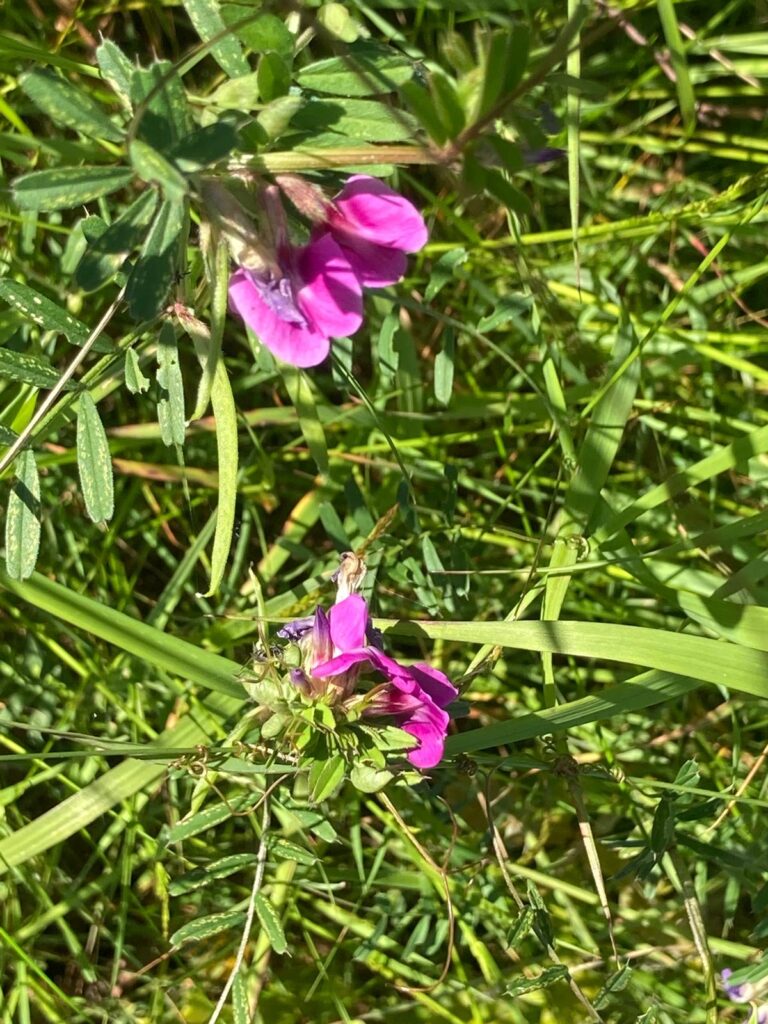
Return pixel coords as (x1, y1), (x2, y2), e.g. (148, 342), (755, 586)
(229, 269), (330, 367)
(331, 176), (428, 253)
(337, 238), (408, 288)
(296, 233), (362, 339)
(328, 594), (369, 652)
(408, 663), (457, 708)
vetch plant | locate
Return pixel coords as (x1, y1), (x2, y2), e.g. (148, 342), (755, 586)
(241, 552), (458, 791)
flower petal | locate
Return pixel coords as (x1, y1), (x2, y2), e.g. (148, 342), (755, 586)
(337, 238), (408, 288)
(311, 606), (332, 666)
(328, 594), (369, 653)
(313, 649), (370, 678)
(229, 269), (330, 367)
(331, 176), (428, 253)
(296, 233), (362, 339)
(408, 663), (457, 708)
(402, 702), (450, 769)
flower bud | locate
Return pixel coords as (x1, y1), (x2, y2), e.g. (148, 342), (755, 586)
(201, 181), (277, 274)
(275, 174), (331, 224)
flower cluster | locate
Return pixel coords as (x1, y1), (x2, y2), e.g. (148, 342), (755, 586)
(722, 967), (768, 1023)
(276, 555), (457, 769)
(227, 175), (428, 368)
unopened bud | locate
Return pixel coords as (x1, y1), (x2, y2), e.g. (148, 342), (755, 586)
(333, 552), (367, 602)
(201, 181), (277, 273)
(275, 174), (331, 224)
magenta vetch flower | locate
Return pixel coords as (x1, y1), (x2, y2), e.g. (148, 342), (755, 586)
(324, 175), (429, 288)
(279, 591), (457, 769)
(228, 232), (362, 368)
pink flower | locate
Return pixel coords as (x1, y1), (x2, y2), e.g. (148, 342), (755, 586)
(228, 232), (362, 368)
(279, 592), (457, 768)
(323, 175), (429, 288)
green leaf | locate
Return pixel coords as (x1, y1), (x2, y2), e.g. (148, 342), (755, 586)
(0, 347), (67, 390)
(169, 120), (239, 172)
(506, 908), (534, 950)
(256, 95), (304, 140)
(400, 81), (447, 144)
(349, 764), (394, 793)
(129, 139), (188, 201)
(253, 894), (287, 953)
(126, 198), (186, 321)
(0, 280), (89, 346)
(12, 166), (133, 212)
(129, 62), (193, 154)
(308, 753), (345, 803)
(124, 348), (150, 395)
(291, 97), (416, 143)
(281, 366), (329, 476)
(169, 853), (258, 895)
(317, 3), (362, 43)
(156, 322), (186, 448)
(19, 67), (124, 142)
(221, 9), (294, 54)
(296, 42), (414, 97)
(656, 0), (695, 133)
(388, 619), (768, 700)
(257, 52), (291, 103)
(167, 793), (261, 843)
(76, 392), (114, 525)
(424, 248), (467, 302)
(182, 0), (250, 78)
(75, 189), (159, 292)
(209, 72), (262, 111)
(5, 450), (41, 581)
(171, 909), (246, 947)
(505, 964), (569, 996)
(95, 38), (134, 108)
(433, 326), (455, 406)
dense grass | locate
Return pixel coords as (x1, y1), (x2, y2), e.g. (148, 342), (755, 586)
(1, 1), (768, 1022)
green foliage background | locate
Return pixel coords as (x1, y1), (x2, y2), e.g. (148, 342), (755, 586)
(1, 1), (768, 1022)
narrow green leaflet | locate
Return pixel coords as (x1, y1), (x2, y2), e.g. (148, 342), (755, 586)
(126, 198), (187, 320)
(95, 38), (134, 108)
(308, 753), (345, 803)
(656, 0), (695, 133)
(205, 357), (238, 595)
(12, 166), (133, 212)
(291, 97), (417, 143)
(182, 0), (250, 78)
(0, 348), (67, 390)
(171, 910), (246, 947)
(124, 348), (150, 395)
(0, 280), (89, 345)
(129, 62), (193, 154)
(169, 120), (238, 173)
(156, 323), (186, 448)
(281, 366), (329, 475)
(5, 450), (41, 581)
(19, 67), (124, 142)
(76, 392), (114, 524)
(253, 894), (288, 954)
(296, 43), (414, 97)
(75, 188), (159, 291)
(434, 327), (455, 406)
(129, 139), (187, 201)
(169, 854), (259, 896)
